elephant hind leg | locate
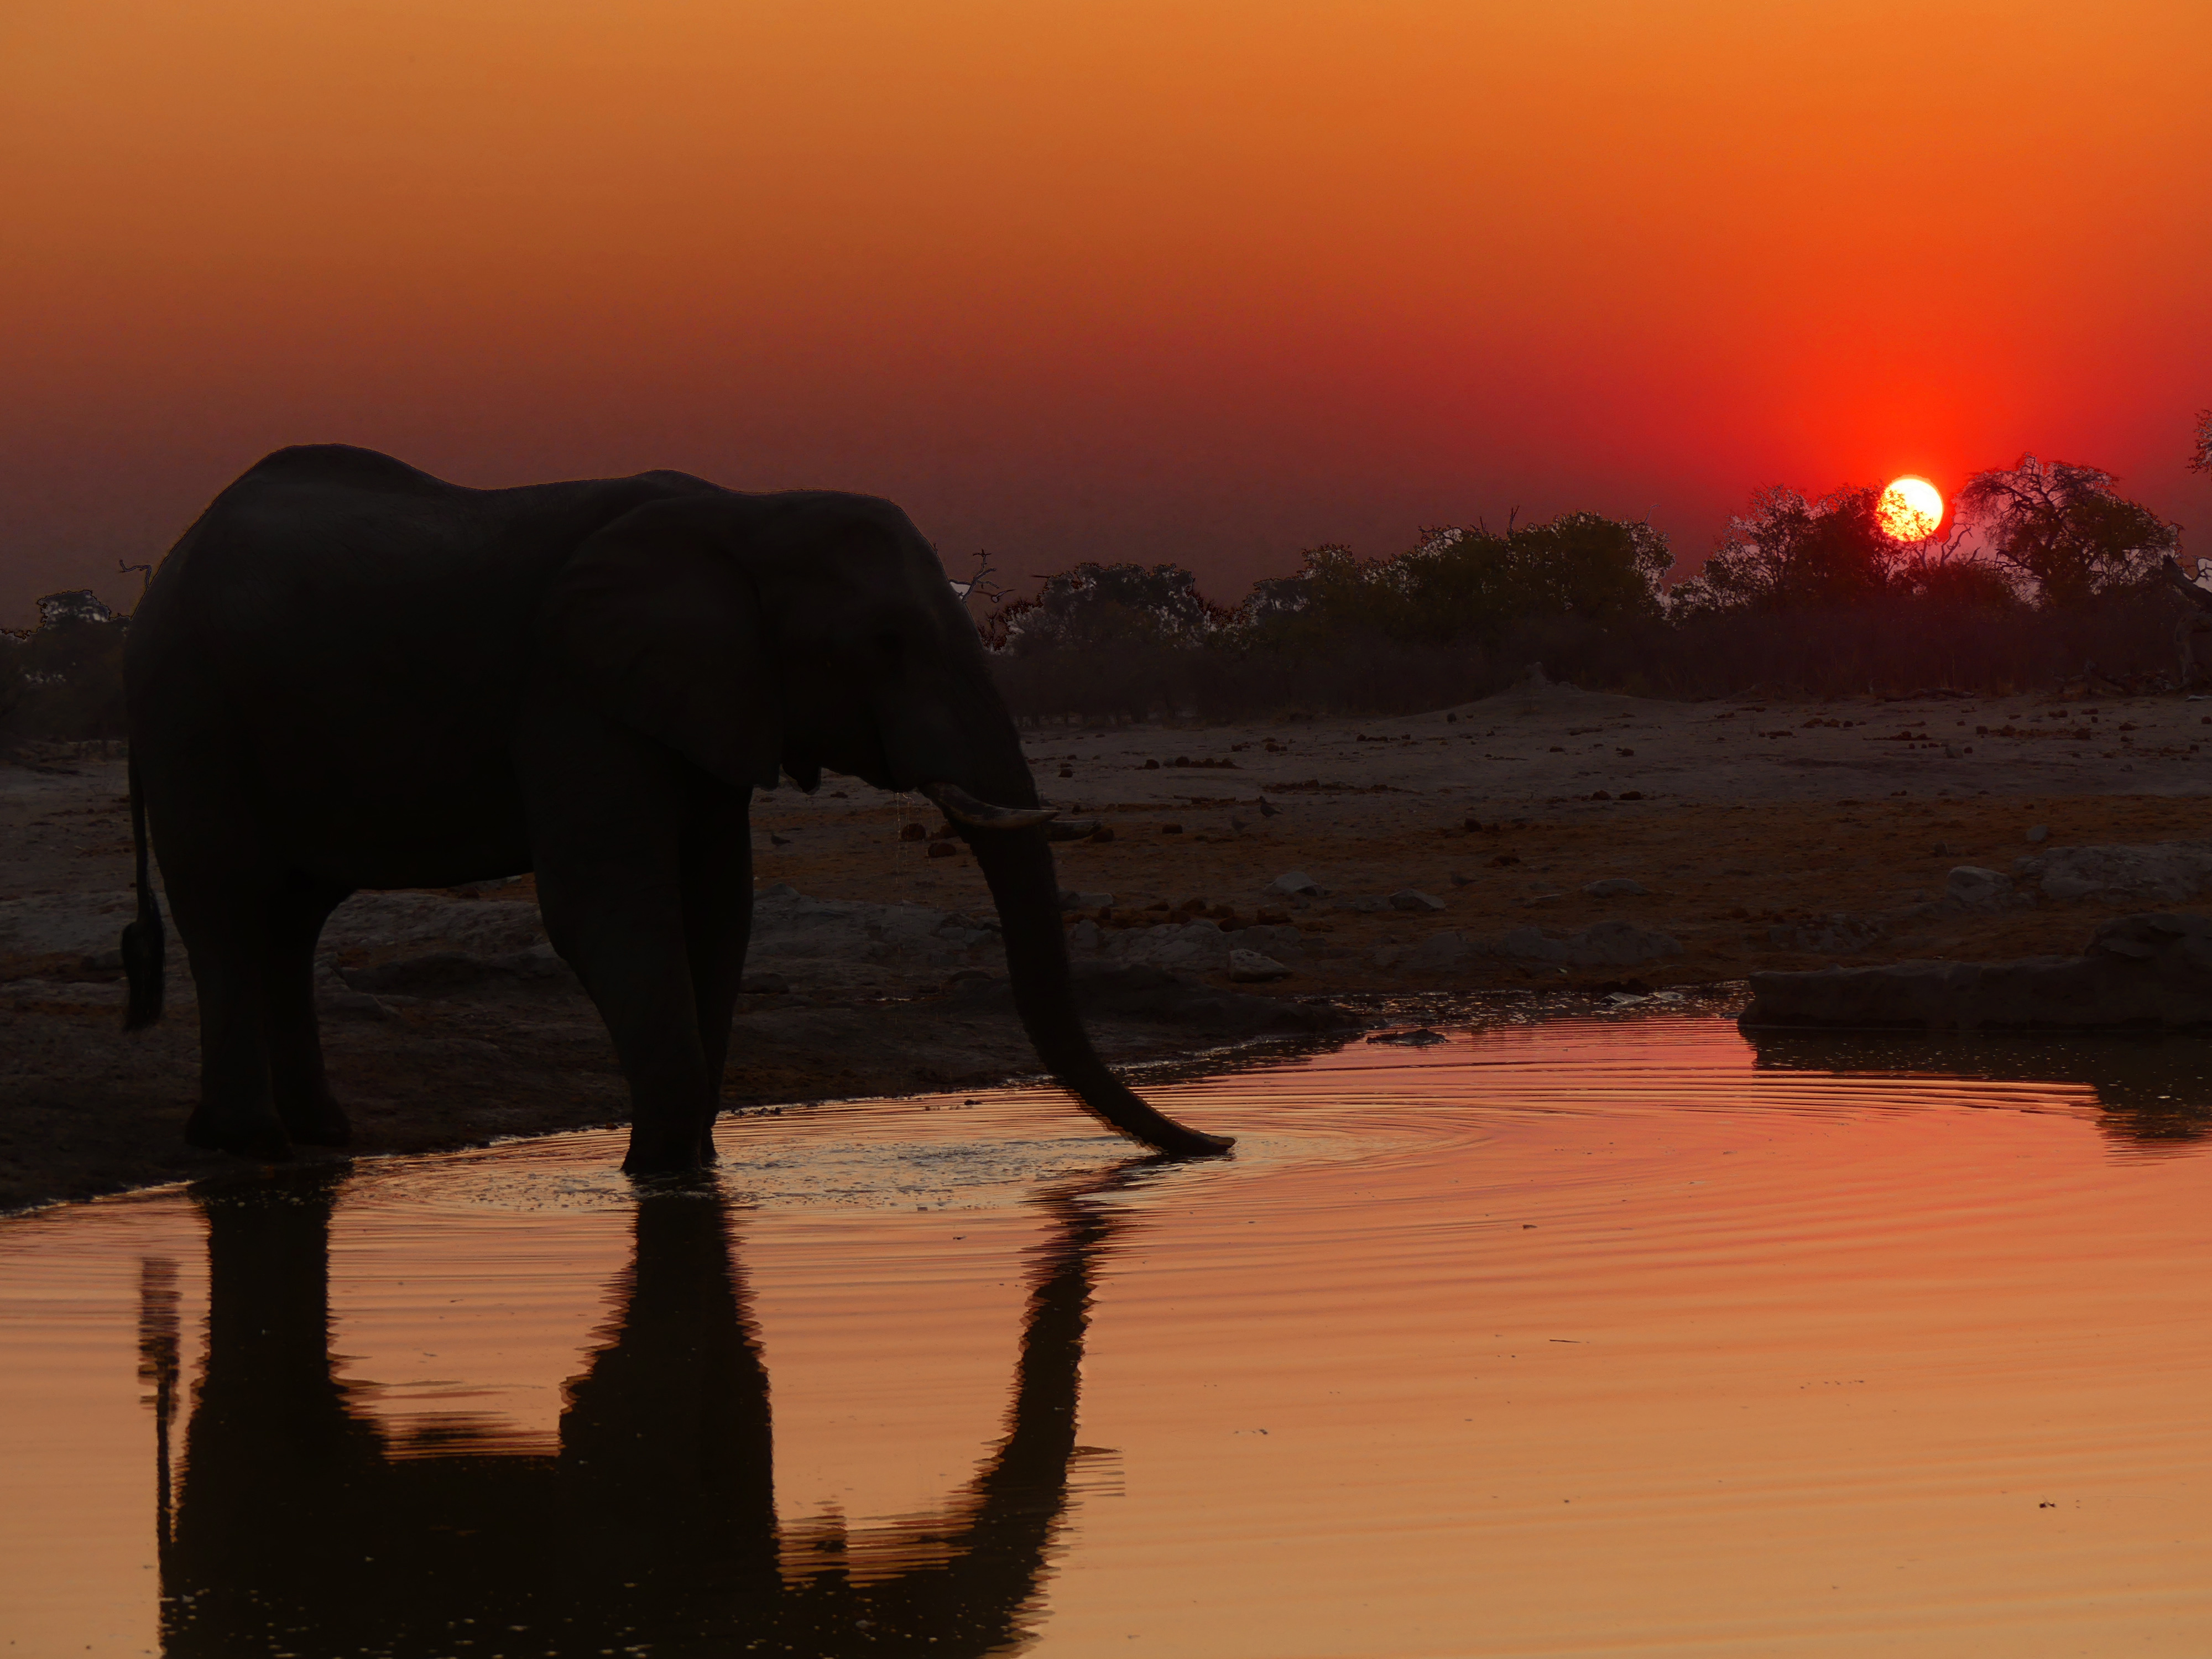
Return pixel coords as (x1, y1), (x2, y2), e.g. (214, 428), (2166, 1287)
(264, 872), (356, 1146)
(174, 912), (289, 1162)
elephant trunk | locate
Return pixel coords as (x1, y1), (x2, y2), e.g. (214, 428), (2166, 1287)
(964, 825), (1232, 1156)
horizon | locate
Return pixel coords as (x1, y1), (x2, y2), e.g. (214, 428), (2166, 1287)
(3, 1), (2207, 628)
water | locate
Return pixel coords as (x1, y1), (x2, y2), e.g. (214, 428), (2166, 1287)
(4, 1011), (2211, 1656)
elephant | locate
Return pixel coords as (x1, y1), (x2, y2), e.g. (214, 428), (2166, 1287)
(144, 1162), (1136, 1654)
(121, 444), (1228, 1171)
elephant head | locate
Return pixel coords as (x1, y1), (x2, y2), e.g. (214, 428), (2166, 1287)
(536, 489), (1231, 1156)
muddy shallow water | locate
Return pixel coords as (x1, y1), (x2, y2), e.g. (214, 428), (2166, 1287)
(4, 1013), (2210, 1657)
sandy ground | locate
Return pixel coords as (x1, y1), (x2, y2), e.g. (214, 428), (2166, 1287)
(6, 677), (2208, 1212)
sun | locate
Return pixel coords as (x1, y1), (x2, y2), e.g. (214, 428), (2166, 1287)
(1877, 476), (1944, 541)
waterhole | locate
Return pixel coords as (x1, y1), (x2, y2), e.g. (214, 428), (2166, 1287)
(4, 1011), (2211, 1656)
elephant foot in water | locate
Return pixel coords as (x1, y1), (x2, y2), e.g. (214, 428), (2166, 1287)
(620, 1119), (721, 1178)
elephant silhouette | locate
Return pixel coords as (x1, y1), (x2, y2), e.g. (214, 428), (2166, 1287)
(145, 1166), (1139, 1655)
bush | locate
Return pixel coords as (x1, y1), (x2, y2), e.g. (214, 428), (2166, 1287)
(1, 592), (130, 744)
(986, 492), (2195, 724)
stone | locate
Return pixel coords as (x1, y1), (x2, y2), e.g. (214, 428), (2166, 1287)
(950, 960), (1352, 1034)
(2013, 842), (2212, 903)
(1768, 914), (1887, 953)
(1058, 890), (1115, 912)
(1582, 878), (1648, 898)
(2026, 825), (2049, 843)
(1267, 870), (1322, 896)
(1740, 912), (2212, 1031)
(1333, 895), (1392, 912)
(1228, 948), (1293, 982)
(1397, 919), (1681, 972)
(1389, 889), (1446, 911)
(1944, 865), (2018, 912)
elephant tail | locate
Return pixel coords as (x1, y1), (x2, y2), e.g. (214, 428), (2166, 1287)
(121, 756), (165, 1031)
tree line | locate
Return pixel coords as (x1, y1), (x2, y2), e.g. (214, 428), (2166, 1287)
(3, 432), (2205, 745)
(990, 446), (2202, 721)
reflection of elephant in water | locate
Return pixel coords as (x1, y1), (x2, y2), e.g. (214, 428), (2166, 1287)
(121, 445), (1226, 1170)
(147, 1168), (1134, 1655)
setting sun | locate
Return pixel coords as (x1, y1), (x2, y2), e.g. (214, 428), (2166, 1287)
(1877, 476), (1944, 541)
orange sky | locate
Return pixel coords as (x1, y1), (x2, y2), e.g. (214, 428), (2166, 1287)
(3, 0), (2208, 625)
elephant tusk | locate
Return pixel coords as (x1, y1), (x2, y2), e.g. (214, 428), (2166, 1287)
(922, 782), (1058, 831)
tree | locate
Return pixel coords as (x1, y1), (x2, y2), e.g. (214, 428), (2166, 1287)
(988, 561), (1223, 655)
(1955, 455), (2178, 608)
(2190, 409), (2211, 477)
(1668, 485), (1903, 615)
(1230, 512), (1671, 646)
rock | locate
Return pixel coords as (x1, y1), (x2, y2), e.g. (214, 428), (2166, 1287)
(1058, 890), (1115, 911)
(2026, 825), (2049, 843)
(952, 961), (1352, 1034)
(1366, 1028), (1447, 1046)
(1228, 948), (1292, 982)
(1389, 889), (1445, 911)
(1945, 865), (2020, 913)
(1267, 870), (1322, 897)
(1398, 919), (1681, 971)
(1066, 919), (1102, 951)
(2013, 842), (2212, 903)
(1740, 912), (2212, 1031)
(1768, 914), (1887, 953)
(1097, 919), (1302, 974)
(1582, 878), (1648, 898)
(343, 945), (577, 997)
(1333, 895), (1392, 912)
(319, 990), (397, 1020)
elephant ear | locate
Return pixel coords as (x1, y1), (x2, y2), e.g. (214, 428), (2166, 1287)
(538, 498), (781, 790)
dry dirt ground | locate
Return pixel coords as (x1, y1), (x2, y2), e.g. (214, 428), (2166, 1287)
(6, 677), (2208, 1212)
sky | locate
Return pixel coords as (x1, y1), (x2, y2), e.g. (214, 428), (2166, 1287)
(3, 0), (2208, 627)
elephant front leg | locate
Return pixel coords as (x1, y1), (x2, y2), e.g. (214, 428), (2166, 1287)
(541, 873), (721, 1176)
(525, 744), (724, 1173)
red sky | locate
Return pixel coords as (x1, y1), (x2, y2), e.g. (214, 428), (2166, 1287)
(3, 0), (2208, 626)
